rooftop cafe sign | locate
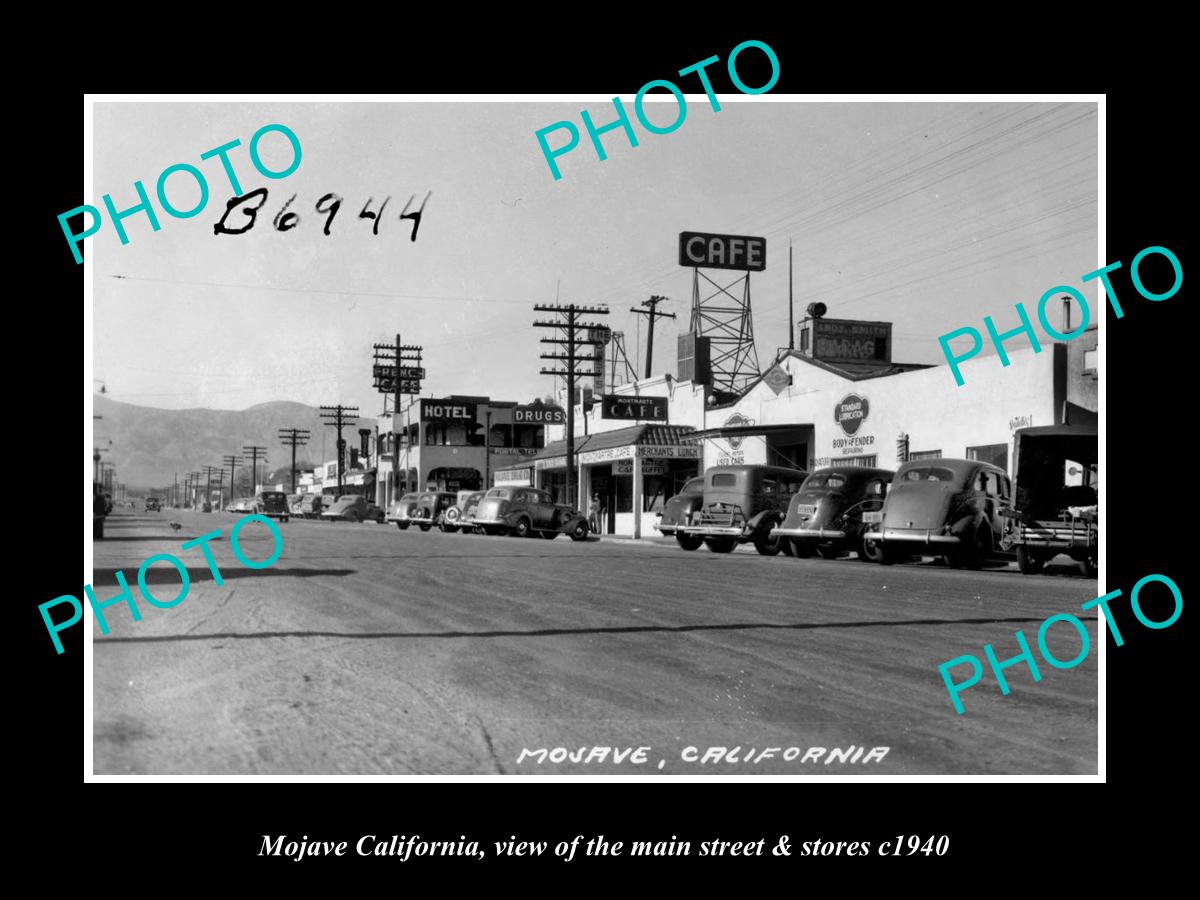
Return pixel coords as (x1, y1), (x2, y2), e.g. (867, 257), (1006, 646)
(678, 231), (766, 272)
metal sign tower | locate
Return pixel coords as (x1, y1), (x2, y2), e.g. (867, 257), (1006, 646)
(680, 231), (766, 395)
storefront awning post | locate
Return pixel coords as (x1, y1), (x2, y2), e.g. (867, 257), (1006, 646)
(632, 454), (643, 539)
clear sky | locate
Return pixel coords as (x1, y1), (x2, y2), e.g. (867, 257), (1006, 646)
(92, 99), (1097, 413)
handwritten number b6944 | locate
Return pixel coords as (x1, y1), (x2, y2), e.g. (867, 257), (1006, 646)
(214, 189), (429, 240)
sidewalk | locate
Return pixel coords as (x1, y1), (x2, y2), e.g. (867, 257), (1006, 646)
(595, 533), (673, 546)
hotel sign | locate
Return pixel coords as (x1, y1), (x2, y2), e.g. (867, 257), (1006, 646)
(420, 400), (477, 422)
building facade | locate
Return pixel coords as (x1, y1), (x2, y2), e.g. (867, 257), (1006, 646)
(375, 396), (559, 507)
(509, 317), (1098, 539)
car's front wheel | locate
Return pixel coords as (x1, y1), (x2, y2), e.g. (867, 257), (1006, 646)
(858, 533), (885, 564)
(753, 528), (783, 556)
(396, 522), (409, 530)
(675, 533), (703, 551)
(569, 521), (589, 542)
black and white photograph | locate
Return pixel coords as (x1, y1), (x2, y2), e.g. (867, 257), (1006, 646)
(81, 94), (1106, 778)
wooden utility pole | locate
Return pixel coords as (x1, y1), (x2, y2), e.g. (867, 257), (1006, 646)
(201, 465), (223, 511)
(788, 241), (795, 351)
(243, 445), (267, 497)
(372, 336), (423, 502)
(629, 295), (674, 378)
(278, 429), (311, 494)
(534, 302), (609, 508)
(222, 454), (242, 505)
(319, 406), (360, 496)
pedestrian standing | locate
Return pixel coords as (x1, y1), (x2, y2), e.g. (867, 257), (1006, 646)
(589, 493), (602, 534)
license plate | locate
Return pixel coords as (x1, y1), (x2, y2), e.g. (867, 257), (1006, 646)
(795, 504), (818, 517)
(861, 511), (883, 524)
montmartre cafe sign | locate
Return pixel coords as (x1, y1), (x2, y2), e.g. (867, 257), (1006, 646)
(535, 442), (701, 470)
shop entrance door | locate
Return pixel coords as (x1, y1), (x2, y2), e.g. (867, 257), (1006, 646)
(590, 472), (615, 535)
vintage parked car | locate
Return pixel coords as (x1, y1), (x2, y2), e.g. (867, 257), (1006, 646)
(228, 497), (257, 514)
(440, 490), (483, 533)
(456, 490), (486, 534)
(386, 492), (422, 529)
(653, 476), (705, 546)
(321, 494), (381, 523)
(998, 424), (1097, 576)
(863, 458), (1011, 569)
(675, 465), (808, 555)
(409, 491), (458, 532)
(144, 497), (161, 512)
(473, 486), (590, 540)
(774, 466), (895, 561)
(295, 494), (326, 518)
(256, 490), (291, 522)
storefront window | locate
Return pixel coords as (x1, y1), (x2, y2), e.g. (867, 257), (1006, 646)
(967, 443), (1007, 471)
(837, 454), (878, 468)
(541, 470), (567, 505)
(643, 476), (668, 512)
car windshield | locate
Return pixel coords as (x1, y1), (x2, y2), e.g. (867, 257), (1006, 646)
(901, 467), (957, 483)
(711, 473), (737, 487)
(803, 473), (847, 489)
(487, 489), (510, 498)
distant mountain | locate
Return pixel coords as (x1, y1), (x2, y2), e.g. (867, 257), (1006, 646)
(92, 395), (366, 490)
